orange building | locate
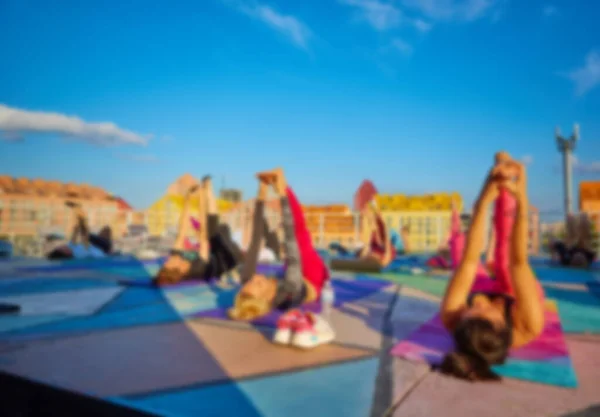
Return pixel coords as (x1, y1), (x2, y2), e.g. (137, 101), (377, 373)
(0, 176), (119, 237)
(302, 205), (355, 247)
(579, 181), (600, 230)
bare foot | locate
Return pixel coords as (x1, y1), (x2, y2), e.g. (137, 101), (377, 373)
(257, 167), (286, 194)
(65, 201), (85, 219)
(256, 170), (277, 185)
(185, 183), (201, 197)
(201, 175), (212, 190)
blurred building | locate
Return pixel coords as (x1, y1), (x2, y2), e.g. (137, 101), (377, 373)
(220, 188), (243, 203)
(144, 174), (237, 236)
(302, 204), (355, 248)
(375, 192), (463, 252)
(0, 176), (118, 238)
(579, 181), (600, 230)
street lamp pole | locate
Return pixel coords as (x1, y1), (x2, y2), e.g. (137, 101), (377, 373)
(555, 124), (580, 219)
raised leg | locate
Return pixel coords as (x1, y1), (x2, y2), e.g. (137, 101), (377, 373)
(265, 168), (329, 301)
(240, 180), (269, 283)
(172, 185), (198, 251)
(66, 202), (90, 249)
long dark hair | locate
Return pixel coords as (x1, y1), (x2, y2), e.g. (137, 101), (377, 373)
(439, 317), (512, 382)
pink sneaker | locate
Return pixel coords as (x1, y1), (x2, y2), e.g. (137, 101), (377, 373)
(291, 312), (335, 349)
(273, 309), (303, 345)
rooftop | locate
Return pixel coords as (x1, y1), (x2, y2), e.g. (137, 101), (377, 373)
(0, 175), (113, 201)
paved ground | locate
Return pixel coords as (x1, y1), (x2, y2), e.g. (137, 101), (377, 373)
(0, 256), (599, 417)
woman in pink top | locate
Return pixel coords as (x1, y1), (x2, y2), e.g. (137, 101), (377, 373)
(439, 152), (545, 381)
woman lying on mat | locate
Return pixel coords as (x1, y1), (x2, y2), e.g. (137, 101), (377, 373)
(228, 168), (334, 348)
(439, 152), (545, 382)
(47, 202), (113, 260)
(550, 214), (596, 268)
(329, 201), (394, 270)
(153, 176), (243, 286)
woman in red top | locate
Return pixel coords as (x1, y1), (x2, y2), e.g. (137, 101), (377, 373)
(229, 168), (329, 321)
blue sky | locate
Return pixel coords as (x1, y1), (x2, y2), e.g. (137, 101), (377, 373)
(1, 0), (599, 215)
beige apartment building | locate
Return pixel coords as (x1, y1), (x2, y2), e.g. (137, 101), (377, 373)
(0, 176), (122, 238)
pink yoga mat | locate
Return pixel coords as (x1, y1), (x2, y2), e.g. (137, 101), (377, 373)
(390, 299), (577, 387)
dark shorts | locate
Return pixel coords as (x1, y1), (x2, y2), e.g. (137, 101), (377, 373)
(47, 246), (74, 260)
(47, 231), (112, 261)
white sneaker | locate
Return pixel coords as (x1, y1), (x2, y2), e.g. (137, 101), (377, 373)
(272, 310), (303, 345)
(291, 312), (336, 349)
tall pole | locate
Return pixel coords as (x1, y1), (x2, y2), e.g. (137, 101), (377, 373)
(555, 124), (580, 218)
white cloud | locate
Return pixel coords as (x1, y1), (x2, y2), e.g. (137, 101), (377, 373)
(562, 51), (600, 97)
(0, 104), (149, 146)
(224, 1), (311, 49)
(339, 0), (434, 33)
(391, 38), (414, 55)
(521, 155), (533, 165)
(339, 0), (403, 31)
(413, 18), (433, 32)
(542, 5), (558, 18)
(400, 0), (502, 22)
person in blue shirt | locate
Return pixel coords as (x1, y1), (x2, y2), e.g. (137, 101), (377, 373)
(390, 228), (404, 255)
(46, 202), (113, 260)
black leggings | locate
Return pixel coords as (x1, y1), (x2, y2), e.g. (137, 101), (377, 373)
(89, 234), (112, 254)
(329, 242), (361, 257)
(186, 215), (243, 279)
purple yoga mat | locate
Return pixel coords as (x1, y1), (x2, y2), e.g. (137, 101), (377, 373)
(193, 277), (392, 328)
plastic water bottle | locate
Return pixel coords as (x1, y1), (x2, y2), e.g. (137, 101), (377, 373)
(321, 279), (335, 321)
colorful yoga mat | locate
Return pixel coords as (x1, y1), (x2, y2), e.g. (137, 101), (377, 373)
(390, 300), (578, 388)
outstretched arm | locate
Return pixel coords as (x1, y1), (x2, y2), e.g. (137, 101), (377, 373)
(441, 160), (501, 330)
(504, 162), (545, 346)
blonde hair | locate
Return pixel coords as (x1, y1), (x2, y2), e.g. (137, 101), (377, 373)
(228, 278), (318, 321)
(228, 293), (272, 321)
